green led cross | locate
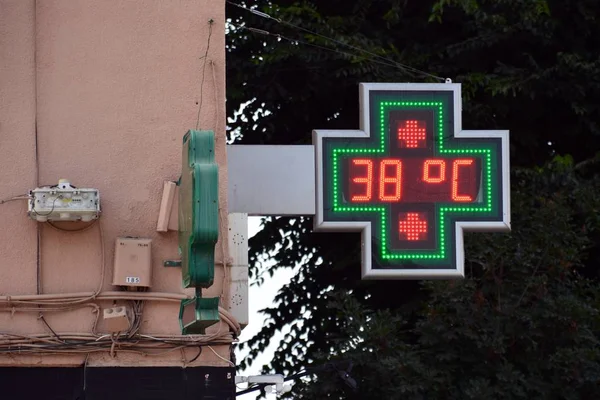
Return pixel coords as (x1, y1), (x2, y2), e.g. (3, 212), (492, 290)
(314, 84), (510, 279)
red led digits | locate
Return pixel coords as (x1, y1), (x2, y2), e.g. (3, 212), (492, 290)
(398, 120), (426, 148)
(452, 159), (474, 202)
(423, 159), (446, 183)
(399, 213), (428, 241)
(348, 157), (478, 203)
(351, 159), (374, 202)
(379, 159), (402, 201)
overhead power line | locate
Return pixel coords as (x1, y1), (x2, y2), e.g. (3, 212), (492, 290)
(231, 24), (414, 75)
(227, 1), (447, 82)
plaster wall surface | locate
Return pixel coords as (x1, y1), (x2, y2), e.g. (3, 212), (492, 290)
(0, 0), (230, 367)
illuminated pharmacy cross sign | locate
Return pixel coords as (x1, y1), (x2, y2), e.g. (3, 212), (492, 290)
(313, 83), (511, 279)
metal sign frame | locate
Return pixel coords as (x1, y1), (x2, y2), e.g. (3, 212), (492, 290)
(313, 83), (511, 279)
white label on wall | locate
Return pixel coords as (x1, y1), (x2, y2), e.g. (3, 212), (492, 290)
(126, 276), (141, 284)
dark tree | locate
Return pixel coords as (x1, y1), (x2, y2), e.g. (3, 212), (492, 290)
(226, 0), (600, 397)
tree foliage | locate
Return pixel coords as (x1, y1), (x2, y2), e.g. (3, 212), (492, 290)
(291, 159), (600, 399)
(226, 0), (600, 397)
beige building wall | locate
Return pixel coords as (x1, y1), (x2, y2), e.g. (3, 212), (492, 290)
(0, 0), (233, 367)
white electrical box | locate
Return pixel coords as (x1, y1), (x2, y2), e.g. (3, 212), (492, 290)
(28, 179), (100, 222)
(103, 306), (131, 333)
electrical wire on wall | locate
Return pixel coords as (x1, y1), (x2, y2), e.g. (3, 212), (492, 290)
(196, 19), (214, 130)
(0, 331), (235, 357)
(0, 8), (239, 363)
(0, 195), (241, 357)
(0, 195), (31, 204)
(194, 20), (233, 317)
(0, 289), (241, 329)
(0, 298), (240, 356)
(1, 185), (241, 363)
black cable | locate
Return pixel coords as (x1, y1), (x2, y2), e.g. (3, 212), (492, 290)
(196, 19), (214, 130)
(189, 346), (202, 363)
(81, 354), (89, 398)
(232, 24), (417, 78)
(0, 336), (232, 353)
(0, 339), (99, 352)
(46, 219), (98, 233)
(227, 1), (446, 81)
(38, 314), (63, 343)
(31, 196), (59, 217)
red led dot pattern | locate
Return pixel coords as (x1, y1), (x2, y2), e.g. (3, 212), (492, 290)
(351, 159), (374, 202)
(378, 159), (402, 201)
(423, 159), (446, 183)
(452, 159), (474, 202)
(398, 212), (428, 241)
(398, 120), (426, 148)
(348, 157), (478, 204)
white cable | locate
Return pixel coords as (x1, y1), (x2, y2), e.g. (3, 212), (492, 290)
(207, 345), (234, 367)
